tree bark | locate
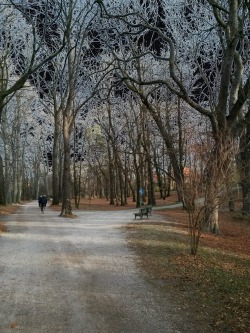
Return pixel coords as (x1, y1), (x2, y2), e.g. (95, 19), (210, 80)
(107, 140), (115, 205)
(52, 111), (61, 205)
(240, 110), (250, 214)
(1, 107), (11, 204)
(0, 155), (6, 205)
(60, 116), (73, 216)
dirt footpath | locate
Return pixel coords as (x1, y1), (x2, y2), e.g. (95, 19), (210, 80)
(0, 202), (202, 333)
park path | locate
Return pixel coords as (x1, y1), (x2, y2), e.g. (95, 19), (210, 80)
(0, 201), (190, 333)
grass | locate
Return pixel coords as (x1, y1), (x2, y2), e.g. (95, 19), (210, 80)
(126, 215), (250, 333)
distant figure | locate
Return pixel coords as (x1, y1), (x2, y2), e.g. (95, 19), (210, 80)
(39, 195), (48, 212)
(38, 195), (43, 207)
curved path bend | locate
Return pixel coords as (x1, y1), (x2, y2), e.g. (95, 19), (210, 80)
(0, 202), (200, 333)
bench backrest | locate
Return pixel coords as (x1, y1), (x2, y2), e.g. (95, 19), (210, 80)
(140, 208), (148, 214)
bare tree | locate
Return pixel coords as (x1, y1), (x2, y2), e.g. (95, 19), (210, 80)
(52, 0), (109, 215)
(0, 0), (68, 119)
(98, 0), (250, 232)
(183, 130), (238, 254)
(0, 0), (68, 203)
(239, 105), (250, 213)
(29, 0), (110, 215)
(0, 90), (43, 204)
(0, 155), (5, 204)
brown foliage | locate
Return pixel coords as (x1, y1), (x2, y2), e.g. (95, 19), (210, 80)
(0, 204), (21, 233)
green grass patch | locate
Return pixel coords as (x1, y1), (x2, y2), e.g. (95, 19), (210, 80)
(126, 222), (250, 333)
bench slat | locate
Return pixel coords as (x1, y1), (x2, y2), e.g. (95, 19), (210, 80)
(134, 207), (151, 219)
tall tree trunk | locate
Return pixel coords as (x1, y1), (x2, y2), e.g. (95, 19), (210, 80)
(114, 149), (126, 206)
(124, 151), (128, 205)
(117, 160), (125, 206)
(167, 165), (172, 197)
(73, 123), (79, 208)
(204, 163), (221, 234)
(2, 108), (11, 204)
(141, 98), (185, 204)
(241, 109), (250, 214)
(204, 133), (233, 234)
(141, 115), (156, 206)
(126, 172), (136, 202)
(107, 140), (115, 205)
(32, 159), (40, 200)
(206, 196), (220, 234)
(0, 155), (5, 205)
(153, 149), (163, 199)
(16, 145), (25, 203)
(12, 157), (18, 204)
(52, 113), (61, 205)
(145, 150), (155, 206)
(60, 116), (73, 216)
(77, 159), (82, 208)
(133, 152), (141, 208)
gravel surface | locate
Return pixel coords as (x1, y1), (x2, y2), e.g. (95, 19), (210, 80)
(0, 201), (186, 333)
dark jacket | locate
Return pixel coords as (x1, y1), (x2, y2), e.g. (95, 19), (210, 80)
(41, 196), (47, 205)
(38, 196), (42, 206)
(39, 196), (47, 206)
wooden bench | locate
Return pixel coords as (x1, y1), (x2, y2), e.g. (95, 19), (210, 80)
(134, 207), (150, 219)
(144, 205), (152, 215)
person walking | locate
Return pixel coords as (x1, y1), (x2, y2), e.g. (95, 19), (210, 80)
(38, 195), (43, 207)
(40, 195), (48, 213)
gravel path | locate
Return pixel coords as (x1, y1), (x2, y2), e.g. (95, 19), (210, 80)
(0, 201), (183, 333)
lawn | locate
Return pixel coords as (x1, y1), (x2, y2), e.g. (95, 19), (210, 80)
(126, 203), (250, 333)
